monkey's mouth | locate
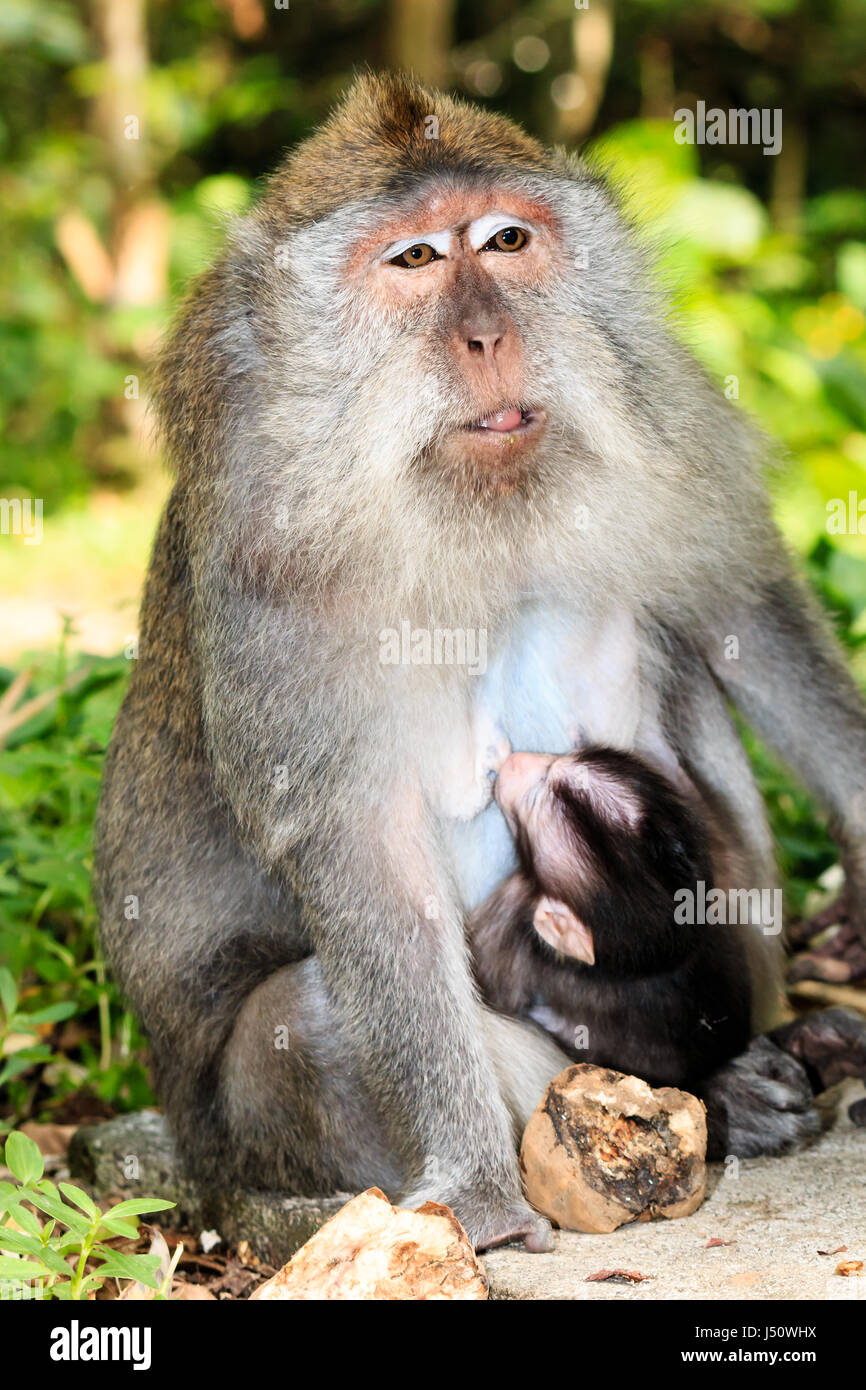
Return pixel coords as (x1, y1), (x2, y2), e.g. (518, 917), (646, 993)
(462, 406), (541, 436)
(436, 406), (547, 492)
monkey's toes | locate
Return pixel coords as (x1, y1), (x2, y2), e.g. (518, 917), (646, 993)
(462, 1199), (554, 1254)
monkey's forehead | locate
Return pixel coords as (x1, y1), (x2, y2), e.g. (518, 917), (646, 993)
(259, 72), (567, 232)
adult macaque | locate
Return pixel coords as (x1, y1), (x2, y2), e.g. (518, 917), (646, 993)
(96, 74), (866, 1250)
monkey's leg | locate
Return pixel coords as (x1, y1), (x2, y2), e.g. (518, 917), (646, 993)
(480, 1008), (571, 1133)
(663, 656), (782, 1027)
(220, 957), (404, 1194)
(222, 958), (559, 1250)
(663, 661), (827, 1153)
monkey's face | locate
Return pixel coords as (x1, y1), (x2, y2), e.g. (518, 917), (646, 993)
(338, 183), (562, 497)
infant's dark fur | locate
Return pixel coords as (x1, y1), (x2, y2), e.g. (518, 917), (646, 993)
(468, 747), (752, 1089)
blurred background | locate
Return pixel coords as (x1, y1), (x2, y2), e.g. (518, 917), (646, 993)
(1, 0), (865, 1125)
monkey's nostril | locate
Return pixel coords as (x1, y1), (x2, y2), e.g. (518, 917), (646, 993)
(466, 332), (504, 357)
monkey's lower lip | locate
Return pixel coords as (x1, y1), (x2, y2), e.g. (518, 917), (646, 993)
(461, 408), (543, 438)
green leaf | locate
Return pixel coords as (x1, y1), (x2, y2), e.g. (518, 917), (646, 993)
(24, 1189), (89, 1236)
(0, 966), (17, 1017)
(0, 1254), (53, 1280)
(0, 1046), (53, 1086)
(0, 1227), (45, 1257)
(94, 1250), (162, 1288)
(21, 1002), (77, 1026)
(99, 1197), (175, 1222)
(7, 1204), (43, 1237)
(96, 1216), (141, 1239)
(58, 1183), (98, 1219)
(3, 1131), (44, 1184)
(77, 1273), (108, 1297)
(0, 1233), (71, 1277)
(53, 1231), (84, 1254)
(0, 1181), (19, 1211)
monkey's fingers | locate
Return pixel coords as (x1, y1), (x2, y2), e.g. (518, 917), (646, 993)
(788, 892), (855, 947)
(787, 929), (866, 985)
(770, 1007), (866, 1094)
(701, 1037), (820, 1159)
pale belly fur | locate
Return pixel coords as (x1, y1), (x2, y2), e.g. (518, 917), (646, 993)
(442, 602), (684, 910)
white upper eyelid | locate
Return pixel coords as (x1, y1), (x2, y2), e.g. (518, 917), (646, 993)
(378, 215), (533, 263)
(468, 214), (532, 250)
(380, 230), (452, 262)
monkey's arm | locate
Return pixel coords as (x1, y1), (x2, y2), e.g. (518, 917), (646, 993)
(706, 573), (866, 943)
(196, 594), (550, 1250)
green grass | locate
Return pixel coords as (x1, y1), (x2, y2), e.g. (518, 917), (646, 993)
(0, 640), (152, 1135)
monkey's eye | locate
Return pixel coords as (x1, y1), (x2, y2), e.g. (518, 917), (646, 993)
(480, 226), (528, 253)
(389, 242), (440, 269)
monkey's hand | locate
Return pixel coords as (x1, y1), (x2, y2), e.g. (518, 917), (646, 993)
(787, 885), (866, 985)
(699, 1037), (821, 1160)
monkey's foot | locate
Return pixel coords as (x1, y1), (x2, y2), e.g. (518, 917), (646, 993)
(450, 1192), (554, 1253)
(770, 1006), (866, 1098)
(700, 1037), (820, 1160)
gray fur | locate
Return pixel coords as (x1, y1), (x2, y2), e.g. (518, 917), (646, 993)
(95, 75), (866, 1248)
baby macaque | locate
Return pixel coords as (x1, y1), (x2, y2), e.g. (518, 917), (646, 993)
(468, 747), (752, 1090)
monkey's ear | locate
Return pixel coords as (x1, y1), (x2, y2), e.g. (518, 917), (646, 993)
(533, 898), (595, 965)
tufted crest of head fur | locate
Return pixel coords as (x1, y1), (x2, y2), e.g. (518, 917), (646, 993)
(261, 71), (552, 231)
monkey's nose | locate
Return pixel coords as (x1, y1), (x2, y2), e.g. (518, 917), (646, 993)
(466, 331), (503, 360)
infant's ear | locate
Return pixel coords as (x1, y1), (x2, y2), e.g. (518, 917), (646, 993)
(533, 897), (595, 964)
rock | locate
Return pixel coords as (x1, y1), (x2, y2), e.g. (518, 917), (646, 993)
(214, 1188), (351, 1267)
(249, 1188), (488, 1300)
(68, 1111), (350, 1266)
(68, 1111), (202, 1224)
(520, 1064), (707, 1234)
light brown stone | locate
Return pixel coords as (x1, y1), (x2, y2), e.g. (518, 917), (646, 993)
(250, 1188), (488, 1300)
(520, 1063), (707, 1234)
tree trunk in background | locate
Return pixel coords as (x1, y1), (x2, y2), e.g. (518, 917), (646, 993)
(770, 118), (805, 235)
(555, 0), (614, 144)
(92, 0), (168, 309)
(639, 36), (675, 119)
(387, 0), (455, 88)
